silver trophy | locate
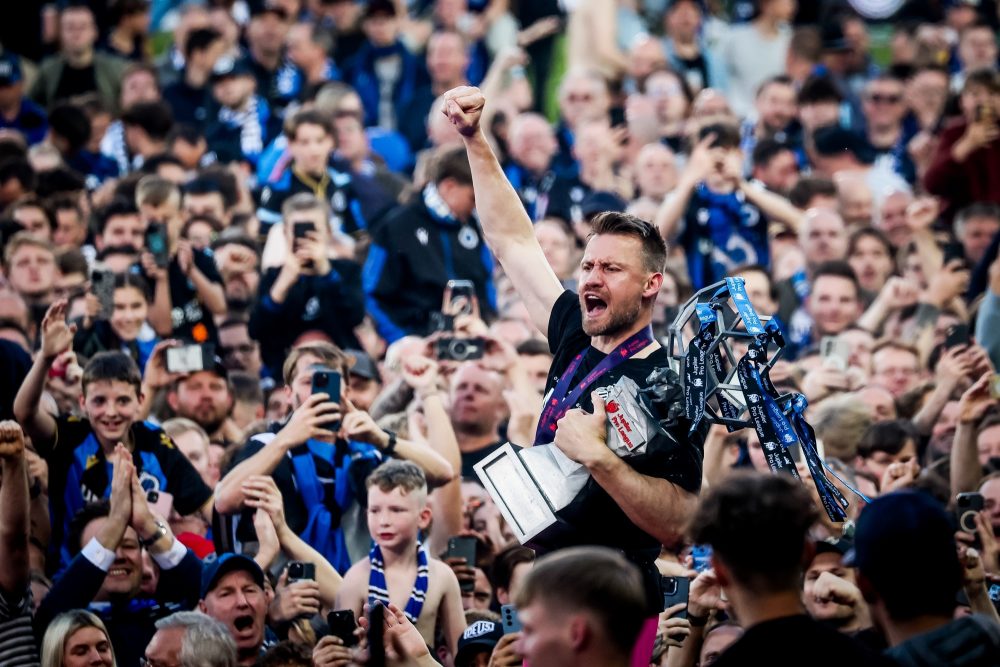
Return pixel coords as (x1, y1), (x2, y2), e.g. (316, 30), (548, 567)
(474, 374), (668, 543)
(475, 278), (845, 545)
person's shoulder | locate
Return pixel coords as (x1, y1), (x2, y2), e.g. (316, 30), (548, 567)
(134, 421), (178, 451)
(547, 289), (585, 353)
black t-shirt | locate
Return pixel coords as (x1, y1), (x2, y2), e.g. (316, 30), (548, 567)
(166, 248), (223, 343)
(55, 63), (97, 101)
(676, 54), (709, 92)
(461, 441), (504, 480)
(536, 291), (703, 553)
(712, 615), (893, 667)
(42, 416), (212, 564)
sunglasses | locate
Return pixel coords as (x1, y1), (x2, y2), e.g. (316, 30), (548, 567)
(866, 93), (902, 105)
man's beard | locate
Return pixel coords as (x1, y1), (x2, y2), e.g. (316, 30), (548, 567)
(582, 299), (642, 338)
(184, 405), (227, 435)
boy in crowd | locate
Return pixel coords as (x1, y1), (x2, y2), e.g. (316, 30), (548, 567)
(256, 109), (366, 238)
(13, 300), (213, 566)
(336, 460), (465, 655)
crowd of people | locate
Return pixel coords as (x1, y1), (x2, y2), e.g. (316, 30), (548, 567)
(0, 0), (1000, 665)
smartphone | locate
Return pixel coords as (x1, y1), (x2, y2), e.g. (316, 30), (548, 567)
(435, 337), (486, 362)
(941, 241), (967, 267)
(165, 344), (215, 374)
(977, 103), (996, 125)
(429, 312), (455, 333)
(367, 602), (386, 667)
(292, 220), (316, 240)
(287, 561), (316, 582)
(820, 336), (849, 372)
(945, 324), (971, 350)
(956, 492), (985, 534)
(447, 536), (477, 593)
(292, 220), (316, 268)
(311, 366), (342, 431)
(145, 222), (170, 268)
(661, 576), (690, 617)
(989, 583), (1000, 604)
(91, 268), (116, 319)
(147, 489), (174, 519)
(327, 610), (358, 647)
(500, 604), (522, 634)
(690, 544), (713, 573)
(444, 279), (476, 316)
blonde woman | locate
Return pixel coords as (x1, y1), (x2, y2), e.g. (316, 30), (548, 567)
(41, 610), (116, 667)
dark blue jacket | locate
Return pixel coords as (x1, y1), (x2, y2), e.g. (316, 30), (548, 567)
(344, 39), (420, 129)
(363, 186), (496, 342)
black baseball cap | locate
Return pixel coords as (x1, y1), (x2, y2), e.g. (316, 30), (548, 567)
(844, 491), (961, 602)
(211, 56), (254, 83)
(455, 620), (504, 667)
(201, 553), (265, 598)
(250, 4), (290, 20)
(0, 53), (22, 87)
(345, 349), (380, 382)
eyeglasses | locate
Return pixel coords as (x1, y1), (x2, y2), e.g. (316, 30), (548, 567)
(565, 93), (593, 103)
(866, 93), (902, 105)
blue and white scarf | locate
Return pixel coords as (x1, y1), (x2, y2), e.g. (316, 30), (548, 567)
(367, 540), (429, 624)
(219, 96), (265, 161)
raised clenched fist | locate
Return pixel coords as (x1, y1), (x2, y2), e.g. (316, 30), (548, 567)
(442, 86), (486, 137)
(0, 421), (25, 460)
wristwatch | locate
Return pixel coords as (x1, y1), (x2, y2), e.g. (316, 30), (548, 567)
(382, 429), (398, 456)
(139, 520), (168, 548)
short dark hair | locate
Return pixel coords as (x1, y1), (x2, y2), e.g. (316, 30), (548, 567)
(82, 351), (142, 396)
(96, 198), (140, 235)
(284, 108), (334, 140)
(114, 271), (151, 302)
(121, 102), (175, 142)
(230, 371), (263, 406)
(698, 122), (740, 150)
(36, 168), (86, 198)
(752, 138), (794, 170)
(689, 471), (818, 592)
(48, 104), (92, 153)
(848, 227), (894, 258)
(0, 158), (36, 192)
(195, 166), (240, 209)
(515, 547), (648, 655)
(798, 75), (843, 105)
(963, 68), (1000, 95)
(756, 74), (794, 98)
(7, 196), (54, 232)
(430, 146), (473, 186)
(789, 176), (837, 209)
(858, 420), (917, 459)
(57, 246), (88, 276)
(589, 211), (668, 274)
(140, 153), (185, 176)
(185, 27), (222, 60)
(490, 544), (535, 593)
(67, 501), (111, 556)
(812, 260), (861, 299)
(259, 641), (311, 667)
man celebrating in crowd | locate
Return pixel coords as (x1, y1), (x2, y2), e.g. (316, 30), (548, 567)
(3, 2), (1000, 667)
(444, 85), (704, 600)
